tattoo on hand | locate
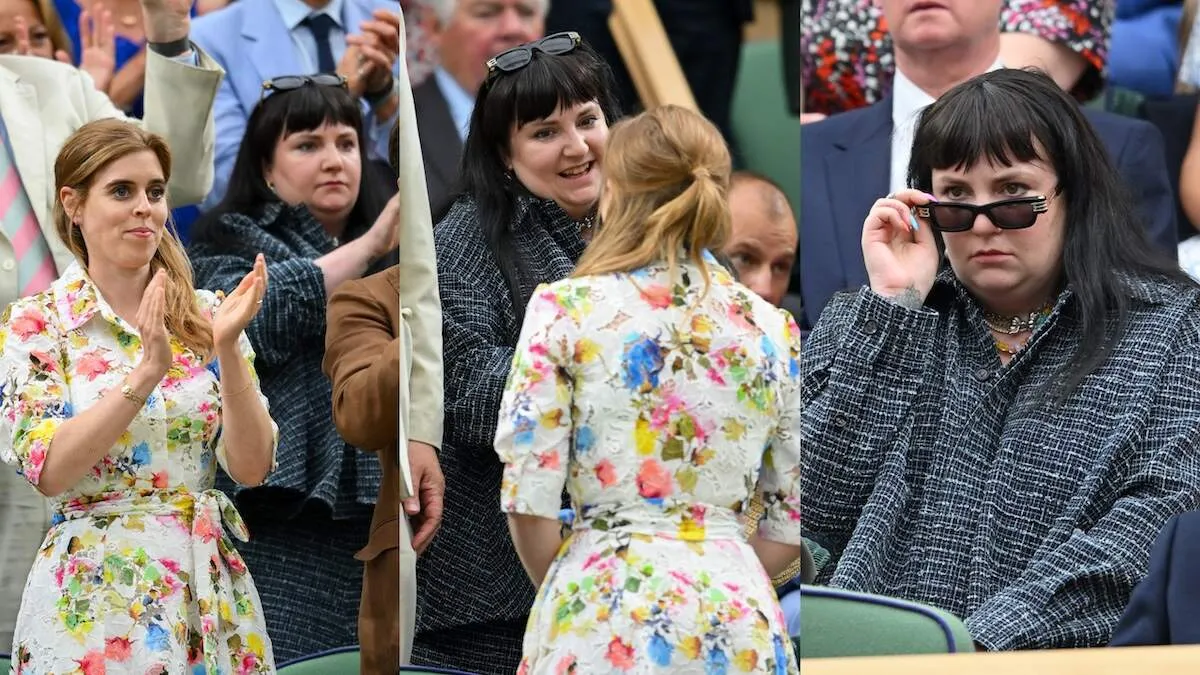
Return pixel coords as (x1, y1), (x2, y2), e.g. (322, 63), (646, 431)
(886, 286), (923, 311)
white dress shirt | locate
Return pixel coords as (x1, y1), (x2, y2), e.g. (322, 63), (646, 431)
(889, 59), (1004, 194)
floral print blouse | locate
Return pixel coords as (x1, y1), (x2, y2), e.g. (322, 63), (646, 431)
(803, 0), (1111, 114)
(0, 262), (278, 674)
(495, 253), (803, 674)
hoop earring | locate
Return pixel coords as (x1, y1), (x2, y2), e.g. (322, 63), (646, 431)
(266, 181), (276, 193)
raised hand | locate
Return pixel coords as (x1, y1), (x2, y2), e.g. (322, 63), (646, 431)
(360, 193), (400, 260)
(342, 9), (399, 99)
(135, 269), (173, 380)
(862, 189), (939, 308)
(57, 6), (117, 93)
(212, 254), (267, 349)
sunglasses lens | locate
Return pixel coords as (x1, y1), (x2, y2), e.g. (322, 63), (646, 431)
(495, 49), (531, 72)
(989, 201), (1037, 229)
(312, 74), (344, 87)
(540, 34), (577, 55)
(931, 204), (975, 232)
(271, 76), (306, 90)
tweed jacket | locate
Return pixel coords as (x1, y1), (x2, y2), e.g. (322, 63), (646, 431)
(802, 272), (1200, 650)
(189, 202), (381, 519)
(415, 195), (586, 636)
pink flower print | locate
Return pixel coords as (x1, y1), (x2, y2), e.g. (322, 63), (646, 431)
(105, 636), (133, 661)
(238, 653), (261, 674)
(726, 301), (755, 330)
(74, 351), (112, 381)
(706, 368), (726, 385)
(10, 309), (46, 340)
(605, 637), (636, 671)
(161, 558), (181, 574)
(151, 471), (168, 489)
(76, 650), (106, 675)
(582, 551), (604, 570)
(636, 459), (673, 500)
(537, 450), (561, 470)
(594, 459), (618, 487)
(555, 654), (578, 674)
(25, 445), (45, 484)
(194, 510), (220, 543)
(650, 395), (684, 430)
(226, 551), (248, 575)
(54, 564), (65, 587)
(201, 615), (216, 634)
(639, 284), (673, 309)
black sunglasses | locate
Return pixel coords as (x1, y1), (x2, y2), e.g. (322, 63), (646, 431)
(260, 73), (347, 101)
(916, 195), (1050, 233)
(485, 31), (581, 80)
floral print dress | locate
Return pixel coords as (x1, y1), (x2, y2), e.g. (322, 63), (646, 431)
(0, 263), (278, 674)
(495, 253), (803, 674)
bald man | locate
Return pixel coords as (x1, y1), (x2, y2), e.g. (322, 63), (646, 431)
(724, 171), (798, 307)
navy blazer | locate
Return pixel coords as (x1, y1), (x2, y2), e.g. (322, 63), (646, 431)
(1110, 511), (1200, 646)
(795, 98), (1179, 330)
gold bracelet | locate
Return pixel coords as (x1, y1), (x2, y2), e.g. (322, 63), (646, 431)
(121, 383), (146, 408)
(221, 381), (254, 398)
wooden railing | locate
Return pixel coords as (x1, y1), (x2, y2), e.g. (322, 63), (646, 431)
(608, 0), (699, 111)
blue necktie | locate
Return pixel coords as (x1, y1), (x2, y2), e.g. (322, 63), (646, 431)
(302, 14), (337, 74)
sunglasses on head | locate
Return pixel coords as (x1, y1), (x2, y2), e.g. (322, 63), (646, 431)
(916, 195), (1050, 233)
(485, 31), (581, 81)
(260, 73), (347, 101)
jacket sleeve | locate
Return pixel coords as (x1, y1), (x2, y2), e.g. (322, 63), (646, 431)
(1108, 514), (1179, 647)
(191, 247), (328, 370)
(801, 288), (939, 559)
(323, 277), (401, 453)
(435, 222), (519, 455)
(1119, 119), (1179, 258)
(966, 347), (1200, 650)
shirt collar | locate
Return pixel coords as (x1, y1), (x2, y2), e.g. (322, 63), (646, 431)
(274, 0), (345, 32)
(892, 58), (1005, 127)
(433, 66), (475, 139)
(54, 261), (124, 331)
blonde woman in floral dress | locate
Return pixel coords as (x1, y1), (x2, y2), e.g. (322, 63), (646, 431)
(1, 119), (277, 673)
(495, 105), (802, 674)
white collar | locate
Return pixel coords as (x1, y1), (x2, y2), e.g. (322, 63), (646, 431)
(892, 58), (1005, 126)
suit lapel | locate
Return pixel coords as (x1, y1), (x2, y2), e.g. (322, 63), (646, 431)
(414, 78), (464, 189)
(244, 0), (305, 85)
(0, 70), (62, 269)
(825, 101), (894, 291)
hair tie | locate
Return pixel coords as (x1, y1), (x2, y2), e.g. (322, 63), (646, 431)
(692, 167), (710, 182)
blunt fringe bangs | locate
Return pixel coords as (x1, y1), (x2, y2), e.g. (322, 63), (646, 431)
(190, 83), (390, 257)
(907, 68), (1195, 403)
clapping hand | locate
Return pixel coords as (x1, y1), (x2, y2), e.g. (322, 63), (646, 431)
(135, 269), (173, 379)
(862, 189), (939, 307)
(212, 254), (268, 349)
(339, 9), (399, 99)
(67, 6), (117, 93)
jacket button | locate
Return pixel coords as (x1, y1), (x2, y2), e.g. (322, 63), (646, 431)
(974, 368), (992, 382)
(862, 320), (879, 335)
(833, 414), (849, 428)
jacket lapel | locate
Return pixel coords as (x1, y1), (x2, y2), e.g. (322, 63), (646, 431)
(243, 0), (306, 86)
(413, 77), (464, 190)
(825, 100), (894, 291)
(0, 68), (71, 273)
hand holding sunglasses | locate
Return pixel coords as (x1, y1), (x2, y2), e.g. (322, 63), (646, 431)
(862, 188), (940, 309)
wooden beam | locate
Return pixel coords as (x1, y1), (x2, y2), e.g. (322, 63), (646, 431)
(608, 0), (699, 111)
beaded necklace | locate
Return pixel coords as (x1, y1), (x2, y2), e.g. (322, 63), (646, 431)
(991, 305), (1053, 355)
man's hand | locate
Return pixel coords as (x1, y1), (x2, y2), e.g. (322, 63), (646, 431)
(139, 0), (192, 44)
(405, 440), (444, 555)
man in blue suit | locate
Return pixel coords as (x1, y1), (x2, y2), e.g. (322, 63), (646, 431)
(1110, 510), (1200, 646)
(795, 0), (1178, 331)
(190, 0), (401, 210)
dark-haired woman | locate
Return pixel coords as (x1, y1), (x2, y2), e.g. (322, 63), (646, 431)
(801, 68), (1200, 651)
(411, 33), (621, 674)
(187, 76), (400, 660)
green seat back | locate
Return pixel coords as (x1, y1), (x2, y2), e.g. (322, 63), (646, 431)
(278, 647), (360, 674)
(798, 585), (974, 659)
(731, 39), (800, 213)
